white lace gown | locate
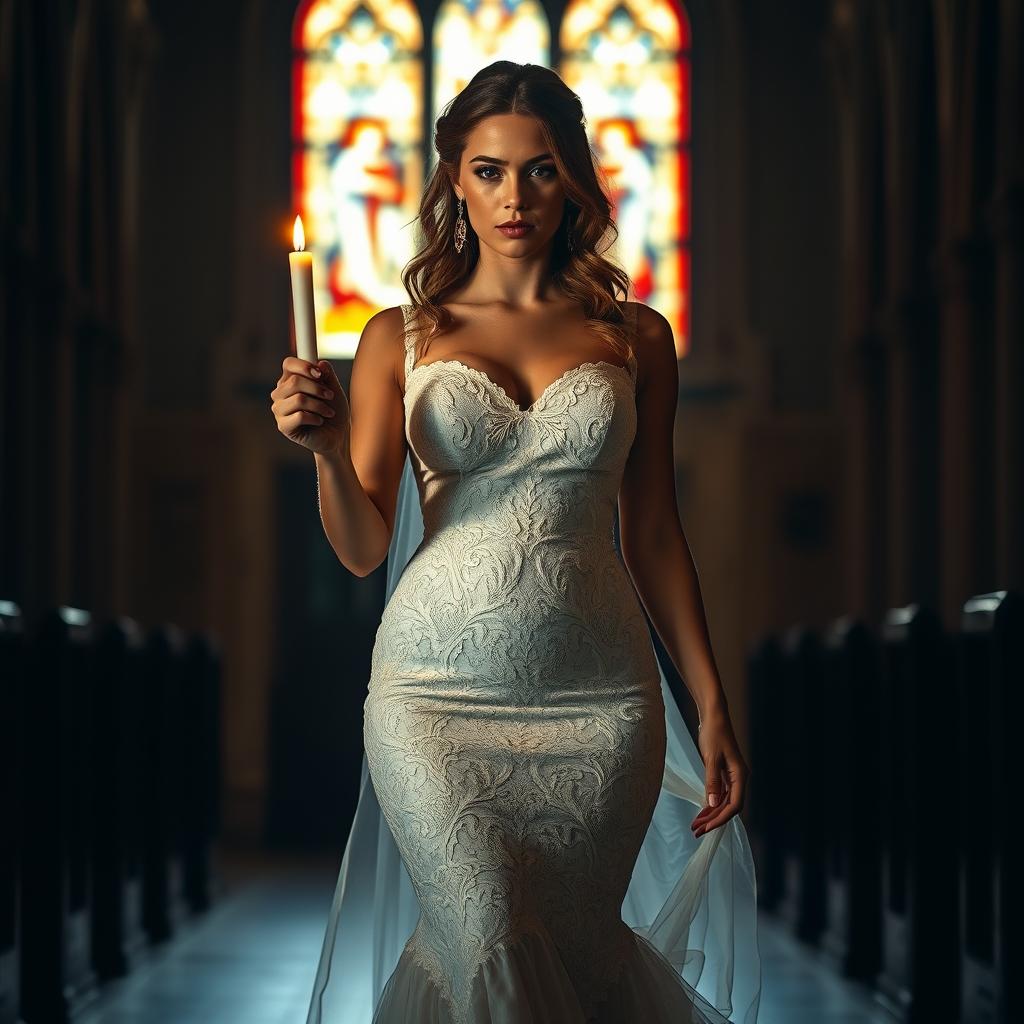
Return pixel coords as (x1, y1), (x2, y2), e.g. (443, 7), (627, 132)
(306, 303), (761, 1024)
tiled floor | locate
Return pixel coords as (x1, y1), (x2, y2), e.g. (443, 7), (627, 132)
(72, 849), (898, 1023)
(74, 850), (337, 1024)
(754, 915), (898, 1024)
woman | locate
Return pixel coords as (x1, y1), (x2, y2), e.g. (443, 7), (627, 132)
(272, 61), (761, 1024)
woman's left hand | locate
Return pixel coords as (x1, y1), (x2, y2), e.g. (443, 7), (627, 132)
(690, 706), (749, 838)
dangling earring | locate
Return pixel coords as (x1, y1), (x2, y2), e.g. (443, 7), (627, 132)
(454, 196), (467, 254)
(566, 219), (577, 255)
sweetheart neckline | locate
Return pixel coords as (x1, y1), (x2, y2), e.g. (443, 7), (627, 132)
(404, 357), (635, 417)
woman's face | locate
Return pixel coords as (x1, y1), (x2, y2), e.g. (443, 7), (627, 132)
(451, 113), (567, 255)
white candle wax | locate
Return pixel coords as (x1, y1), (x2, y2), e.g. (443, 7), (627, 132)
(289, 215), (319, 364)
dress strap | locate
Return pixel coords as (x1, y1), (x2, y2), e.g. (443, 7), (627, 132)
(400, 303), (417, 380)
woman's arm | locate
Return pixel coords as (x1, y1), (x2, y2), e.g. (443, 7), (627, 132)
(618, 302), (748, 835)
(313, 305), (408, 577)
(618, 304), (728, 719)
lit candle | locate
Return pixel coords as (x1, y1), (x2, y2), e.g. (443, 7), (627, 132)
(289, 214), (319, 364)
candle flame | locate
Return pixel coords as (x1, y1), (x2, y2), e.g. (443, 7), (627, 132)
(293, 214), (306, 251)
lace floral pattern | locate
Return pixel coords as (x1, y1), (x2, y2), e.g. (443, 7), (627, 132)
(363, 304), (686, 1023)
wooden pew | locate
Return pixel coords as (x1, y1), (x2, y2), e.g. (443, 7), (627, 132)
(819, 616), (883, 982)
(747, 633), (786, 911)
(19, 607), (99, 1022)
(89, 617), (149, 979)
(180, 633), (223, 912)
(876, 603), (960, 1021)
(777, 625), (828, 944)
(140, 624), (190, 944)
(959, 589), (1022, 1024)
(0, 601), (25, 1024)
(10, 607), (223, 1018)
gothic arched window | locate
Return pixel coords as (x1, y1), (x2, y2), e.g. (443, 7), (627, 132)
(560, 1), (692, 355)
(292, 0), (425, 355)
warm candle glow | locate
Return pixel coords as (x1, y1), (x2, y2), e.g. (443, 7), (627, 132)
(293, 214), (306, 252)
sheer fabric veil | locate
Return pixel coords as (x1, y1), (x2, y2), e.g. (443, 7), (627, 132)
(305, 419), (762, 1024)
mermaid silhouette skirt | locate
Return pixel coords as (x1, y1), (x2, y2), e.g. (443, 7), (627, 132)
(365, 526), (682, 1023)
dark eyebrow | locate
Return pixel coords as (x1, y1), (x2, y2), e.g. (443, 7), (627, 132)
(468, 153), (554, 165)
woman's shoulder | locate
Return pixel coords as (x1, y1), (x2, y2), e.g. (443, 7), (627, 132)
(620, 302), (676, 388)
(618, 301), (672, 350)
(619, 299), (668, 330)
(362, 305), (409, 341)
(366, 304), (409, 329)
(358, 305), (411, 368)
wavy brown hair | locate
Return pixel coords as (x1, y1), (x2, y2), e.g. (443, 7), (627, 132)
(400, 60), (636, 364)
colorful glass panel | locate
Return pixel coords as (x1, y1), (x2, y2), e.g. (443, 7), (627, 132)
(431, 0), (550, 155)
(560, 1), (692, 355)
(292, 0), (425, 356)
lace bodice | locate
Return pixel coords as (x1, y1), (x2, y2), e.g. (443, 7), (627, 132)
(398, 306), (639, 546)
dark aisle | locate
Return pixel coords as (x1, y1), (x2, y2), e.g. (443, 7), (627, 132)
(68, 850), (898, 1024)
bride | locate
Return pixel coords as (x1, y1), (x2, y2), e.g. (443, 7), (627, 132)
(271, 61), (761, 1024)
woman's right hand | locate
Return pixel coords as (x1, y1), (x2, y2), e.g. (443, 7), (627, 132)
(271, 356), (350, 455)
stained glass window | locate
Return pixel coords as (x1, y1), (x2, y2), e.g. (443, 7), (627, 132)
(292, 0), (425, 356)
(431, 0), (550, 150)
(560, 1), (691, 356)
(293, 1), (691, 357)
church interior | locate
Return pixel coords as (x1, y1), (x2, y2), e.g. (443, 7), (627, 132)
(1, 0), (1020, 1021)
